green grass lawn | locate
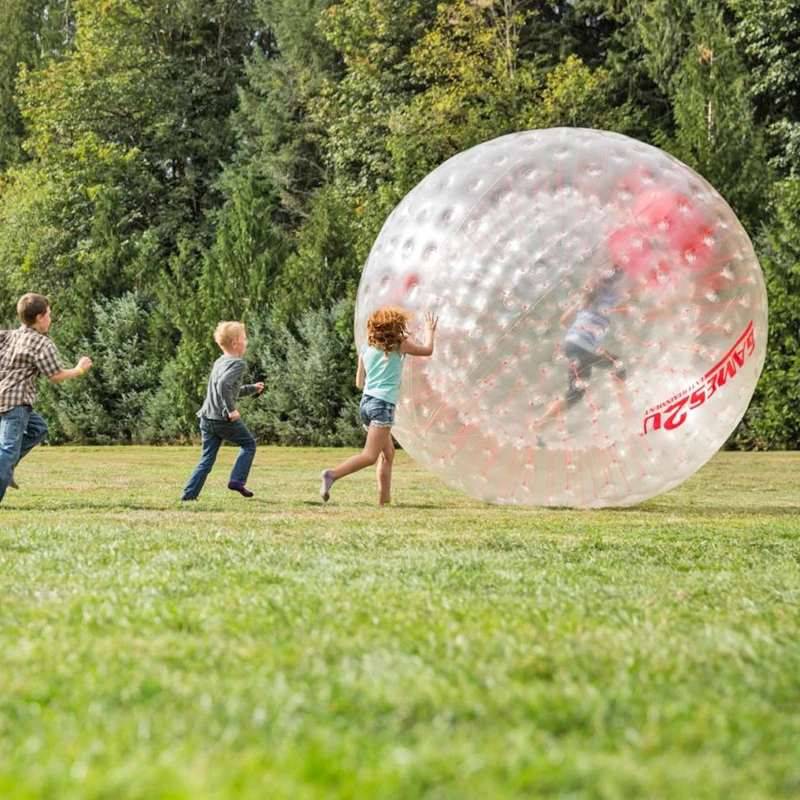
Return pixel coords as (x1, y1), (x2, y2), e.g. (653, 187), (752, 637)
(1, 447), (799, 799)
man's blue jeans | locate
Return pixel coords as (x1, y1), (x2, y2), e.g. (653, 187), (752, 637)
(0, 405), (49, 504)
(182, 417), (257, 499)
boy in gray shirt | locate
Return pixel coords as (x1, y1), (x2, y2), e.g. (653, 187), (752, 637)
(181, 322), (264, 500)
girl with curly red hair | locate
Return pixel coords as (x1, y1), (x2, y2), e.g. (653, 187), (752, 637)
(320, 306), (438, 505)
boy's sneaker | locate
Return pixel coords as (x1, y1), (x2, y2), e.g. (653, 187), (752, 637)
(180, 495), (197, 501)
(228, 481), (254, 498)
(319, 469), (335, 502)
(8, 473), (18, 490)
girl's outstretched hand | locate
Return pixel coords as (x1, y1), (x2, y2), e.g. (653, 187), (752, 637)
(425, 312), (439, 332)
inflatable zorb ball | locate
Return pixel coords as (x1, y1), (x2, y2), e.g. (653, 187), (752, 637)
(355, 128), (767, 507)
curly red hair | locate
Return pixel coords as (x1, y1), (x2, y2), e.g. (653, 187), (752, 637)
(366, 306), (412, 354)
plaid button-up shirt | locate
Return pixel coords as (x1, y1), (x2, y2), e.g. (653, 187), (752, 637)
(0, 326), (63, 414)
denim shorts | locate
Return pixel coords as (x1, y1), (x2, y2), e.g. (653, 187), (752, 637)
(563, 343), (626, 406)
(359, 394), (396, 429)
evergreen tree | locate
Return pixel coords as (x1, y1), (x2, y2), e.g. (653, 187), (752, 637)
(235, 0), (338, 223)
(728, 0), (800, 176)
(732, 178), (800, 448)
(244, 301), (362, 446)
(0, 0), (75, 171)
(666, 0), (769, 231)
(38, 292), (160, 443)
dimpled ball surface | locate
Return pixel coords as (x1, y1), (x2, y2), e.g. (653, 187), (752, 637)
(355, 128), (767, 507)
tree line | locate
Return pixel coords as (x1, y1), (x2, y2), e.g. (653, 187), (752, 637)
(0, 0), (798, 448)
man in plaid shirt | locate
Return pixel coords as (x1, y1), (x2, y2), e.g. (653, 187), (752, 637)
(1, 293), (93, 505)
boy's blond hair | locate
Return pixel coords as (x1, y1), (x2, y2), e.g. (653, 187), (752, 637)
(367, 306), (412, 354)
(17, 293), (50, 326)
(214, 321), (246, 350)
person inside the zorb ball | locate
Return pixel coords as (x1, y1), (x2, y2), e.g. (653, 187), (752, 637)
(533, 263), (630, 442)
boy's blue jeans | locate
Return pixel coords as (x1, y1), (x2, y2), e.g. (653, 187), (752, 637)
(0, 405), (49, 504)
(182, 417), (257, 499)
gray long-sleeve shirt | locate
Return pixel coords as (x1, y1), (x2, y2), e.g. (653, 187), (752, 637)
(198, 354), (257, 420)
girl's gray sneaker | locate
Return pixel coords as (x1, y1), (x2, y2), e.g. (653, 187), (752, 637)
(319, 469), (335, 501)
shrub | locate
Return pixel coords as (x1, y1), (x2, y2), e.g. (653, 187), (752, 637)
(243, 301), (362, 446)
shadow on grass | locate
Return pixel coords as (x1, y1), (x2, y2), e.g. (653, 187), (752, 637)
(4, 498), (797, 517)
(2, 499), (280, 512)
(619, 502), (800, 517)
(297, 499), (444, 509)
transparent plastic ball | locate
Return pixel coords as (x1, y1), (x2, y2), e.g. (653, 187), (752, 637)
(355, 128), (767, 507)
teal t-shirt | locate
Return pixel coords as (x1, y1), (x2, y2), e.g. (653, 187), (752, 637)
(361, 344), (404, 405)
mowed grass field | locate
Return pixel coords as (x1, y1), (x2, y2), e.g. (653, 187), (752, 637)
(1, 446), (799, 799)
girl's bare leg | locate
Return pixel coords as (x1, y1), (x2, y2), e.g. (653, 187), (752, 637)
(533, 397), (564, 431)
(332, 425), (393, 480)
(377, 435), (395, 505)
